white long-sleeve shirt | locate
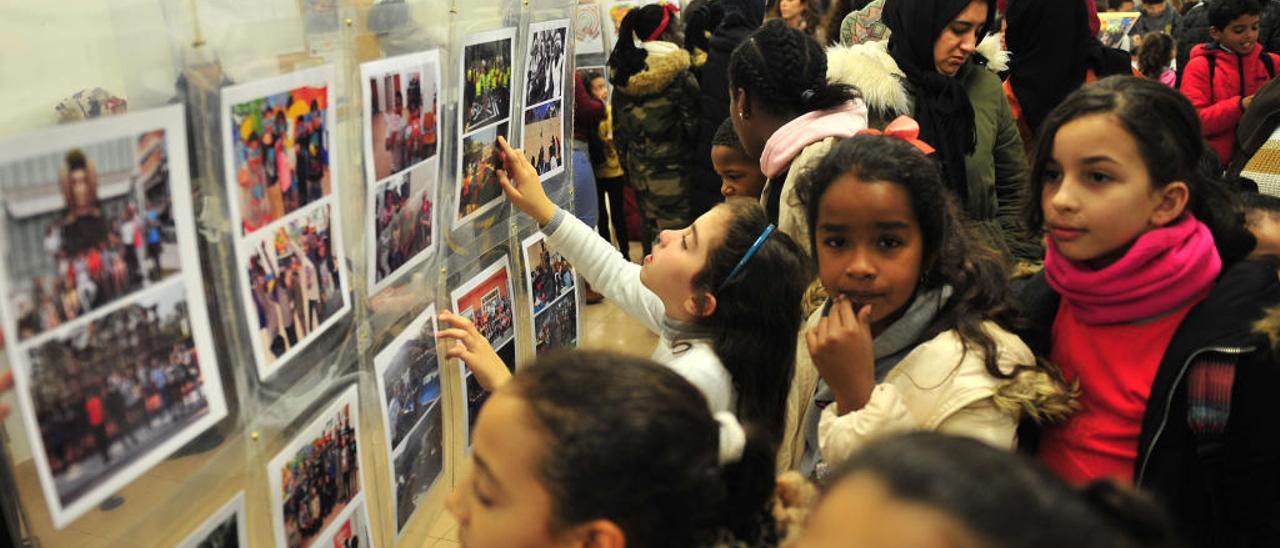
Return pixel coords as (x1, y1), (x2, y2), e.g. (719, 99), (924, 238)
(542, 208), (736, 414)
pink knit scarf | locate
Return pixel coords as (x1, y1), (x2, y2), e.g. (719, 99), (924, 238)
(759, 100), (868, 178)
(1045, 214), (1221, 325)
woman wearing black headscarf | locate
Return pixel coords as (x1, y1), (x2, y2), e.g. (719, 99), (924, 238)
(873, 0), (1036, 261)
(1004, 0), (1132, 147)
(687, 0), (766, 217)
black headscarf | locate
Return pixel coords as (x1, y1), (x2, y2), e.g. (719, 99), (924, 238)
(1006, 0), (1132, 134)
(882, 0), (994, 196)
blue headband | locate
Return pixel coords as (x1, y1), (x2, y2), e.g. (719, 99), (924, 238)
(719, 224), (775, 291)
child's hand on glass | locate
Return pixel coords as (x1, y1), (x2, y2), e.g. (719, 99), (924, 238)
(806, 295), (876, 415)
(438, 311), (512, 392)
(495, 136), (556, 225)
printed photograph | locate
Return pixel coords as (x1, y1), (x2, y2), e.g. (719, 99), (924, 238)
(525, 21), (569, 106)
(451, 259), (516, 349)
(1098, 12), (1139, 49)
(392, 403), (443, 533)
(371, 160), (436, 289)
(522, 235), (574, 314)
(176, 492), (248, 548)
(1, 130), (181, 342)
(575, 4), (606, 55)
(522, 101), (564, 181)
(270, 387), (362, 548)
(225, 77), (332, 235)
(362, 52), (441, 184)
(462, 338), (515, 445)
(374, 304), (441, 450)
(243, 203), (348, 375)
(25, 280), (211, 510)
(535, 288), (579, 355)
(317, 500), (373, 548)
(461, 34), (513, 134)
(455, 122), (510, 224)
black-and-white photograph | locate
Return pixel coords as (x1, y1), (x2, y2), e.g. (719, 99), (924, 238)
(524, 21), (569, 107)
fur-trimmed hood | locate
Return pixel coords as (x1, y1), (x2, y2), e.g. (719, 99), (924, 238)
(825, 33), (1008, 117)
(615, 41), (693, 97)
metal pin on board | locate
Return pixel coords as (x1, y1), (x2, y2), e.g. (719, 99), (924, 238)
(346, 18), (353, 27)
(251, 431), (260, 441)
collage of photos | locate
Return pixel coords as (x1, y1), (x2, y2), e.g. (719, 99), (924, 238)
(522, 234), (580, 357)
(0, 106), (226, 528)
(222, 65), (350, 380)
(455, 29), (516, 227)
(176, 492), (248, 548)
(361, 51), (443, 293)
(242, 204), (350, 378)
(451, 257), (517, 444)
(523, 20), (570, 181)
(268, 386), (365, 548)
(373, 304), (445, 535)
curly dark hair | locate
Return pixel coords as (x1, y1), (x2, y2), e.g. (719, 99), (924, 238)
(798, 134), (1025, 382)
(1136, 32), (1174, 80)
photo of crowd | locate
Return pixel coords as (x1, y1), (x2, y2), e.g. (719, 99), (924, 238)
(523, 236), (574, 314)
(177, 494), (246, 548)
(523, 101), (564, 180)
(275, 398), (361, 548)
(456, 122), (509, 223)
(392, 403), (442, 533)
(228, 83), (331, 235)
(26, 280), (209, 508)
(366, 62), (439, 183)
(535, 288), (579, 355)
(244, 203), (347, 371)
(453, 261), (516, 348)
(462, 333), (515, 444)
(525, 23), (567, 107)
(376, 308), (441, 450)
(3, 131), (181, 343)
(461, 36), (512, 135)
(373, 161), (436, 286)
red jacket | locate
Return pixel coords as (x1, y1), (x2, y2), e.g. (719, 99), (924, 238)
(1180, 42), (1280, 165)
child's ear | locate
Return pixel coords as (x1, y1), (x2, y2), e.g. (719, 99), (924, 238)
(1149, 181), (1191, 228)
(1209, 27), (1223, 43)
(684, 291), (718, 318)
(565, 519), (625, 548)
(732, 88), (750, 119)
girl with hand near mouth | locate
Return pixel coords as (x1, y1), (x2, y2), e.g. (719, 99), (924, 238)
(777, 131), (1072, 477)
(442, 136), (812, 446)
(1019, 77), (1279, 545)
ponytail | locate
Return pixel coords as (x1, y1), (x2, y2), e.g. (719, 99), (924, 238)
(715, 424), (778, 545)
(608, 3), (684, 87)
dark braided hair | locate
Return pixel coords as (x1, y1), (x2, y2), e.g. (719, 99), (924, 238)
(609, 3), (685, 87)
(727, 19), (860, 117)
(711, 117), (744, 150)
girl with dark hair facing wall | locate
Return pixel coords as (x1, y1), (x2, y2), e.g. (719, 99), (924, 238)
(727, 18), (867, 252)
(609, 2), (701, 237)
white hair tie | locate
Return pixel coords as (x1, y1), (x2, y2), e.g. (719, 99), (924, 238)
(715, 411), (746, 466)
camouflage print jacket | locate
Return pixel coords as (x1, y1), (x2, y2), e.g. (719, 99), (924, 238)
(611, 41), (701, 228)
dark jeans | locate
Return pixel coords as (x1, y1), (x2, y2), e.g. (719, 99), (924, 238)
(595, 175), (630, 258)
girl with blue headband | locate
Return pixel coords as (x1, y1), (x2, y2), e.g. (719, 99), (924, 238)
(440, 136), (812, 446)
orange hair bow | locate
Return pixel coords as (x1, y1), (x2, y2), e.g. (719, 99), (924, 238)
(856, 116), (936, 156)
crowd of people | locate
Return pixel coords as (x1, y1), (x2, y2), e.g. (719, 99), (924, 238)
(248, 219), (341, 360)
(234, 97), (329, 233)
(528, 244), (574, 313)
(534, 291), (578, 354)
(378, 78), (439, 177)
(457, 132), (505, 217)
(281, 409), (359, 548)
(383, 338), (440, 448)
(434, 0), (1280, 546)
(31, 300), (203, 480)
(375, 176), (433, 281)
(467, 291), (514, 345)
(463, 53), (511, 132)
(526, 28), (567, 106)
